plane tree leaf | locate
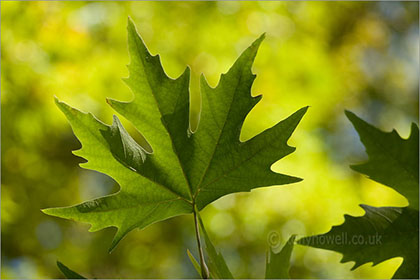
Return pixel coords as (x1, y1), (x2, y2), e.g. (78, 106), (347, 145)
(265, 235), (296, 279)
(298, 111), (419, 279)
(346, 111), (419, 209)
(43, 18), (307, 252)
(298, 205), (419, 278)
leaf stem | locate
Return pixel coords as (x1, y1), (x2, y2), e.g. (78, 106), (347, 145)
(193, 204), (210, 279)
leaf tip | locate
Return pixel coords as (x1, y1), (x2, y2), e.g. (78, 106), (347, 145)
(358, 204), (377, 214)
(108, 227), (128, 253)
(344, 110), (374, 138)
(53, 98), (83, 118)
(41, 207), (53, 216)
(292, 176), (303, 183)
(410, 122), (419, 136)
(106, 98), (122, 110)
(111, 114), (121, 126)
(250, 32), (265, 52)
(53, 95), (60, 104)
(127, 16), (135, 29)
(184, 65), (191, 75)
(300, 105), (310, 116)
(179, 65), (191, 83)
(344, 109), (356, 119)
(288, 234), (297, 244)
(344, 110), (364, 129)
(54, 96), (66, 110)
(286, 106), (309, 132)
(187, 249), (202, 276)
(57, 260), (86, 279)
(108, 236), (120, 253)
(41, 206), (79, 220)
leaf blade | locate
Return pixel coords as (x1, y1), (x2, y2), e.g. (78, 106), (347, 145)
(187, 249), (202, 277)
(345, 110), (419, 209)
(297, 205), (419, 278)
(198, 215), (234, 279)
(299, 111), (419, 279)
(56, 261), (86, 279)
(265, 235), (296, 279)
(44, 19), (306, 252)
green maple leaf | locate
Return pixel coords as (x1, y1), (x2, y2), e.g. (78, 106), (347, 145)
(298, 111), (419, 279)
(43, 18), (307, 252)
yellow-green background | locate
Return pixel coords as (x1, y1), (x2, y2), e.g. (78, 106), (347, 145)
(1, 1), (419, 279)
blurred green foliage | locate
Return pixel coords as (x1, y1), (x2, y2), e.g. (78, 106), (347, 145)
(1, 1), (418, 279)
